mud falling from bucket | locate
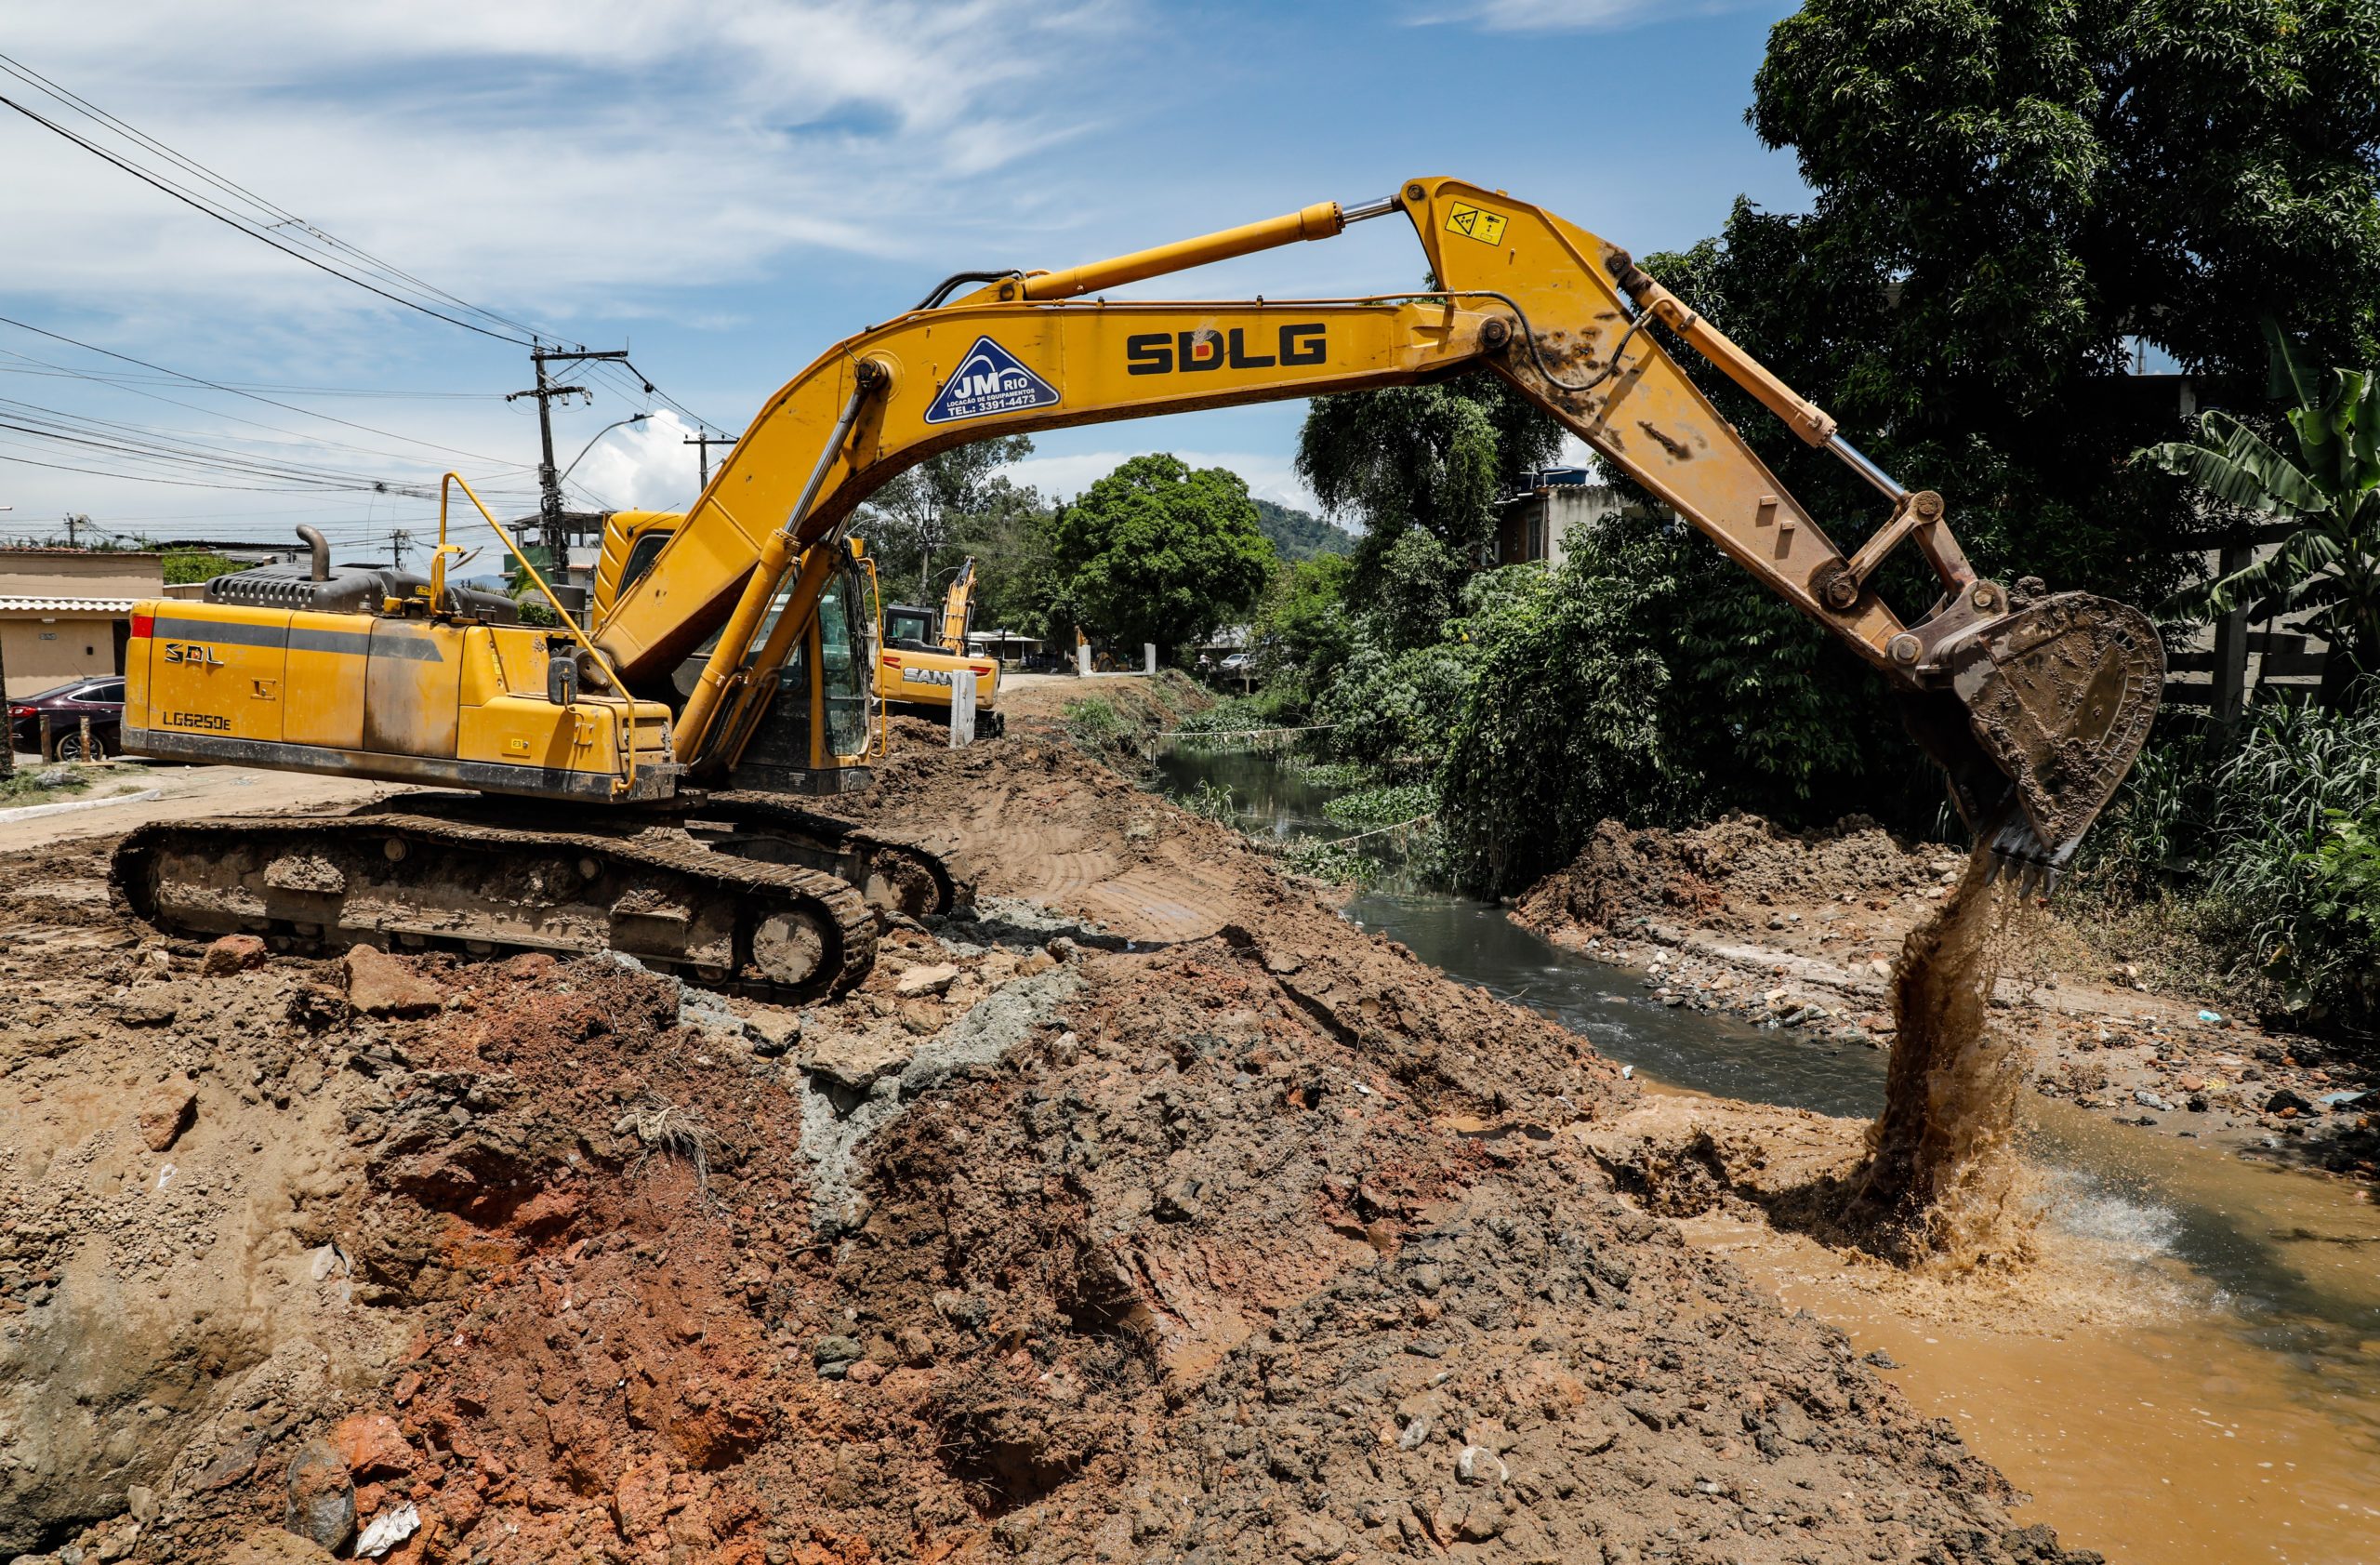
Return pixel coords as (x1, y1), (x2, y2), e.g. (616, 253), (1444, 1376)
(1848, 846), (2043, 1267)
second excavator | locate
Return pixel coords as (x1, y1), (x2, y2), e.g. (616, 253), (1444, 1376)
(113, 177), (2162, 995)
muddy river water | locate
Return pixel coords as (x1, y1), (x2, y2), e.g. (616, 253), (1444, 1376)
(1157, 749), (2380, 1564)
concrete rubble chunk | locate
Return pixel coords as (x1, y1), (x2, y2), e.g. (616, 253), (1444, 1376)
(894, 962), (959, 998)
(342, 945), (444, 1016)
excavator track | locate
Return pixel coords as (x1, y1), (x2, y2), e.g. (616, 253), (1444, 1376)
(689, 790), (964, 921)
(112, 810), (877, 1001)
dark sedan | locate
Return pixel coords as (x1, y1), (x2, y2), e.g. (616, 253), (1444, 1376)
(8, 675), (125, 761)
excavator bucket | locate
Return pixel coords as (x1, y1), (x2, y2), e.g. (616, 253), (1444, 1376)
(1903, 592), (2164, 886)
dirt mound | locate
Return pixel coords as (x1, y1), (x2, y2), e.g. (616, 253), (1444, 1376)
(835, 734), (1272, 948)
(0, 748), (2099, 1564)
(1514, 814), (1966, 938)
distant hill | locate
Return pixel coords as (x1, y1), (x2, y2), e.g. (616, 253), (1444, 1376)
(1252, 498), (1356, 564)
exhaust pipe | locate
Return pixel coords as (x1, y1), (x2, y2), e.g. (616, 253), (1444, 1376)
(294, 525), (330, 582)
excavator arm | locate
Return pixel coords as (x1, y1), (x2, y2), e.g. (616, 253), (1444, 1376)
(597, 177), (2162, 876)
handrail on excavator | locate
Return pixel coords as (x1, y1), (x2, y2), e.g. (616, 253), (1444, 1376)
(437, 471), (644, 798)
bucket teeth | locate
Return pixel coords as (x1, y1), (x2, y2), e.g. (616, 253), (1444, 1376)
(1985, 816), (2060, 897)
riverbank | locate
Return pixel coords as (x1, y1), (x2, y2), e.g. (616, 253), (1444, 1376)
(1510, 815), (2377, 1183)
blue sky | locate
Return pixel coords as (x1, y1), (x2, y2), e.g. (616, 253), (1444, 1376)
(0, 0), (1808, 557)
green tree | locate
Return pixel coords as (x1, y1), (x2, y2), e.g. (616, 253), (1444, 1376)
(1656, 0), (2380, 605)
(942, 480), (1058, 637)
(1435, 511), (1886, 892)
(1250, 498), (1356, 564)
(1047, 455), (1276, 659)
(1253, 553), (1356, 683)
(2144, 327), (2380, 708)
(1295, 377), (1560, 644)
(859, 434), (1037, 597)
(159, 550), (237, 586)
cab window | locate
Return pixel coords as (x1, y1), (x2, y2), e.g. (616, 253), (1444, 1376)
(619, 529), (674, 596)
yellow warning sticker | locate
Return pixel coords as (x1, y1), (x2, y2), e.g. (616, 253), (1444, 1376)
(1445, 202), (1509, 245)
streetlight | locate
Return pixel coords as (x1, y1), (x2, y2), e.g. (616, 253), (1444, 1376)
(559, 413), (651, 486)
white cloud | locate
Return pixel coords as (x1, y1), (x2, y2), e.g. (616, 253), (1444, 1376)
(1005, 448), (1318, 513)
(0, 1), (1138, 314)
(567, 409), (707, 514)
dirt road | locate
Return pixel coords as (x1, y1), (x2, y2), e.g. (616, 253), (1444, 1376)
(0, 762), (396, 856)
(0, 736), (2099, 1563)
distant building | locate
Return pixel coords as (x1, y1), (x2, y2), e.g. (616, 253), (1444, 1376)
(1495, 469), (1640, 567)
(0, 549), (164, 699)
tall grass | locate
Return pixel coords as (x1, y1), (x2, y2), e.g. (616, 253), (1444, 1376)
(2086, 688), (2380, 1035)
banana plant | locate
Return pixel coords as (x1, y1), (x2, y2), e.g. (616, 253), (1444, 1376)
(2141, 322), (2380, 710)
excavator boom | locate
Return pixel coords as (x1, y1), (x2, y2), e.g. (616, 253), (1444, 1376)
(600, 178), (2160, 875)
(113, 174), (2159, 997)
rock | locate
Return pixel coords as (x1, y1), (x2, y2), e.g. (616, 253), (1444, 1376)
(341, 946), (443, 1016)
(2132, 1089), (2173, 1112)
(813, 1334), (865, 1378)
(2266, 1088), (2315, 1116)
(215, 1525), (341, 1565)
(287, 984), (350, 1031)
(844, 1359), (887, 1386)
(1154, 1179), (1205, 1223)
(1396, 1415), (1433, 1450)
(353, 1503), (419, 1559)
(1862, 1348), (1899, 1369)
(202, 934), (269, 975)
(1454, 1498), (1506, 1542)
(283, 1439), (356, 1553)
(120, 994), (178, 1028)
(138, 1088), (196, 1152)
(895, 1326), (937, 1365)
(331, 1412), (415, 1479)
(746, 1010), (802, 1057)
(127, 1486), (160, 1525)
(798, 1031), (916, 1093)
(1455, 1445), (1507, 1485)
(893, 963), (959, 998)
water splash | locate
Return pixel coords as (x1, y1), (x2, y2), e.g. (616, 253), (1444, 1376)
(1847, 845), (2047, 1268)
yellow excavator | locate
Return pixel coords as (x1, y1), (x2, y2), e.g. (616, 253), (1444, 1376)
(112, 177), (2162, 997)
(874, 556), (1003, 735)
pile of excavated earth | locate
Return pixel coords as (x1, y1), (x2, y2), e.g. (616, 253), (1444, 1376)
(2, 734), (2104, 1564)
(1513, 815), (2376, 1178)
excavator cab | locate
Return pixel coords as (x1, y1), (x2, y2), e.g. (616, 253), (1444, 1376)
(697, 543), (882, 795)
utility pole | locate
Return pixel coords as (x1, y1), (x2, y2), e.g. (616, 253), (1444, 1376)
(684, 431), (738, 490)
(390, 528), (414, 571)
(507, 346), (627, 559)
(63, 512), (89, 548)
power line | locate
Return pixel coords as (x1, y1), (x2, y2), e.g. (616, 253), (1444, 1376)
(0, 50), (548, 346)
(0, 395), (538, 496)
(0, 54), (727, 484)
(0, 362), (505, 400)
(0, 315), (517, 467)
(0, 84), (535, 346)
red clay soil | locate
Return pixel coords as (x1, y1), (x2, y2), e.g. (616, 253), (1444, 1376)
(0, 739), (2101, 1565)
